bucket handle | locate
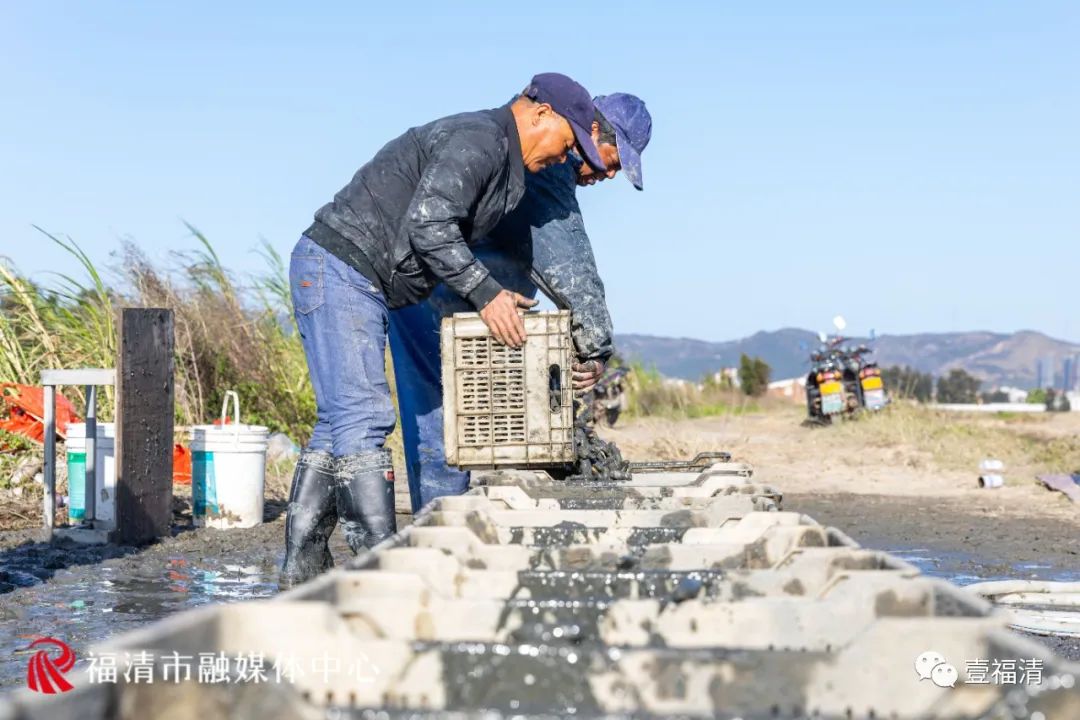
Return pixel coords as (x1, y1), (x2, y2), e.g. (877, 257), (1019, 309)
(220, 391), (241, 445)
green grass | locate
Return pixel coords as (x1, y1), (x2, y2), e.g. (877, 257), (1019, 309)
(685, 401), (759, 418)
(830, 402), (1080, 479)
(0, 227), (316, 436)
(624, 361), (759, 420)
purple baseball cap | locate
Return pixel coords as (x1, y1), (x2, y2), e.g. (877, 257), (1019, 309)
(594, 93), (652, 190)
(523, 73), (607, 173)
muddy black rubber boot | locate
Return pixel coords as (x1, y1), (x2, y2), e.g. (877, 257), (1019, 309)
(279, 450), (338, 589)
(335, 449), (397, 554)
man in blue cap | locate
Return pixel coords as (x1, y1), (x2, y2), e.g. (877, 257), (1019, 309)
(281, 73), (608, 587)
(388, 92), (653, 512)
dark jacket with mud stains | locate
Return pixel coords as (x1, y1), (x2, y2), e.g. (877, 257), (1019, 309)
(488, 156), (615, 362)
(304, 104), (525, 310)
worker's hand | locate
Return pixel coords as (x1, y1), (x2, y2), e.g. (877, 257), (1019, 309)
(572, 359), (605, 394)
(480, 290), (538, 347)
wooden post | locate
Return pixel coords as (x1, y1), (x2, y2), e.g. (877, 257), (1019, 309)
(115, 308), (174, 544)
(84, 384), (97, 521)
(42, 384), (56, 538)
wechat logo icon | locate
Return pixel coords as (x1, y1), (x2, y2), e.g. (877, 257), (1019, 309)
(915, 650), (958, 688)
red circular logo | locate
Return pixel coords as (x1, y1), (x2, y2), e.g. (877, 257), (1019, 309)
(26, 637), (76, 694)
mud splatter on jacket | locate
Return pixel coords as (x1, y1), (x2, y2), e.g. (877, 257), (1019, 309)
(488, 156), (615, 362)
(304, 103), (524, 310)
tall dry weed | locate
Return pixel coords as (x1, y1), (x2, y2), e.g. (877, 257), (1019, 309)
(1, 228), (315, 439)
(119, 229), (315, 437)
(0, 228), (118, 411)
(0, 227), (414, 480)
(831, 402), (1080, 481)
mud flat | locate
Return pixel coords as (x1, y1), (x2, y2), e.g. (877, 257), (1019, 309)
(1, 481), (1077, 696)
(788, 491), (1080, 660)
(0, 503), (407, 691)
(2, 464), (1078, 718)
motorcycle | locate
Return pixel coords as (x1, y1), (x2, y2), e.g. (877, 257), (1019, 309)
(806, 345), (849, 423)
(588, 367), (630, 428)
(804, 317), (889, 424)
(840, 343), (864, 413)
(852, 344), (888, 411)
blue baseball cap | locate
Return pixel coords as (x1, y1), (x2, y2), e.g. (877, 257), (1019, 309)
(523, 73), (607, 173)
(594, 93), (652, 190)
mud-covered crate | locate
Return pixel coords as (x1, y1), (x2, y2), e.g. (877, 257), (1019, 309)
(441, 310), (574, 468)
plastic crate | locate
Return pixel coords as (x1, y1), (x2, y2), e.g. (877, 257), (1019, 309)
(441, 310), (574, 468)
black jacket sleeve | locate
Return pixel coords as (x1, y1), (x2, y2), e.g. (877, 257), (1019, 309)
(404, 130), (505, 308)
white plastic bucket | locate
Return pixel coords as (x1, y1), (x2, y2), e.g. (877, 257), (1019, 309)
(65, 422), (117, 528)
(190, 392), (269, 529)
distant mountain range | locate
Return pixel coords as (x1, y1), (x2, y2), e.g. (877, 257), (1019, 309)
(615, 329), (1080, 389)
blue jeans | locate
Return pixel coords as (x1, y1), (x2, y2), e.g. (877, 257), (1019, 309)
(290, 236), (396, 456)
(388, 243), (536, 512)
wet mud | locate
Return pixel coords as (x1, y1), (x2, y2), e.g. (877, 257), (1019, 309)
(788, 491), (1080, 661)
(432, 641), (820, 716)
(566, 410), (631, 483)
(436, 640), (606, 714)
(0, 502), (410, 692)
(508, 523), (687, 547)
(513, 569), (722, 602)
(2, 484), (1078, 699)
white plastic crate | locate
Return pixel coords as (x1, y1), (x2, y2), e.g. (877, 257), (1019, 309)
(441, 310), (575, 468)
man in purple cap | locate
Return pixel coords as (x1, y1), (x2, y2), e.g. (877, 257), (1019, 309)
(387, 92), (653, 512)
(281, 73), (608, 587)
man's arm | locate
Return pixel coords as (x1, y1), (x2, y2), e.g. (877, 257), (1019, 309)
(405, 131), (535, 346)
(530, 222), (614, 362)
(531, 215), (614, 393)
(493, 164), (616, 363)
(404, 131), (503, 308)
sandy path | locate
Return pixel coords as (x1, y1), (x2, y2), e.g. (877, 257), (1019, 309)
(600, 407), (1080, 523)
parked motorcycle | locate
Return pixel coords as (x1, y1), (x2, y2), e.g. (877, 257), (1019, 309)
(588, 367), (630, 428)
(852, 345), (888, 411)
(805, 345), (849, 424)
(804, 317), (889, 424)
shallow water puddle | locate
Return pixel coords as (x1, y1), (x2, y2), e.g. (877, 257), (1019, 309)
(884, 545), (1080, 586)
(0, 555), (281, 691)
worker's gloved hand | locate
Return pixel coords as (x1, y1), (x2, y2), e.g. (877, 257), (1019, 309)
(572, 359), (605, 394)
(480, 290), (537, 348)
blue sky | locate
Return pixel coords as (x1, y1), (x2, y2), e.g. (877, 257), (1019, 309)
(2, 2), (1078, 342)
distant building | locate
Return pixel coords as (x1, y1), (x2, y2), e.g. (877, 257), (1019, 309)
(711, 368), (740, 387)
(1065, 357), (1075, 392)
(767, 377), (807, 404)
(1036, 356), (1056, 390)
(1068, 392), (1080, 412)
(997, 386), (1030, 404)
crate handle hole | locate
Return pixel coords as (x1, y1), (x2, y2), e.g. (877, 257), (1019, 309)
(548, 364), (562, 412)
